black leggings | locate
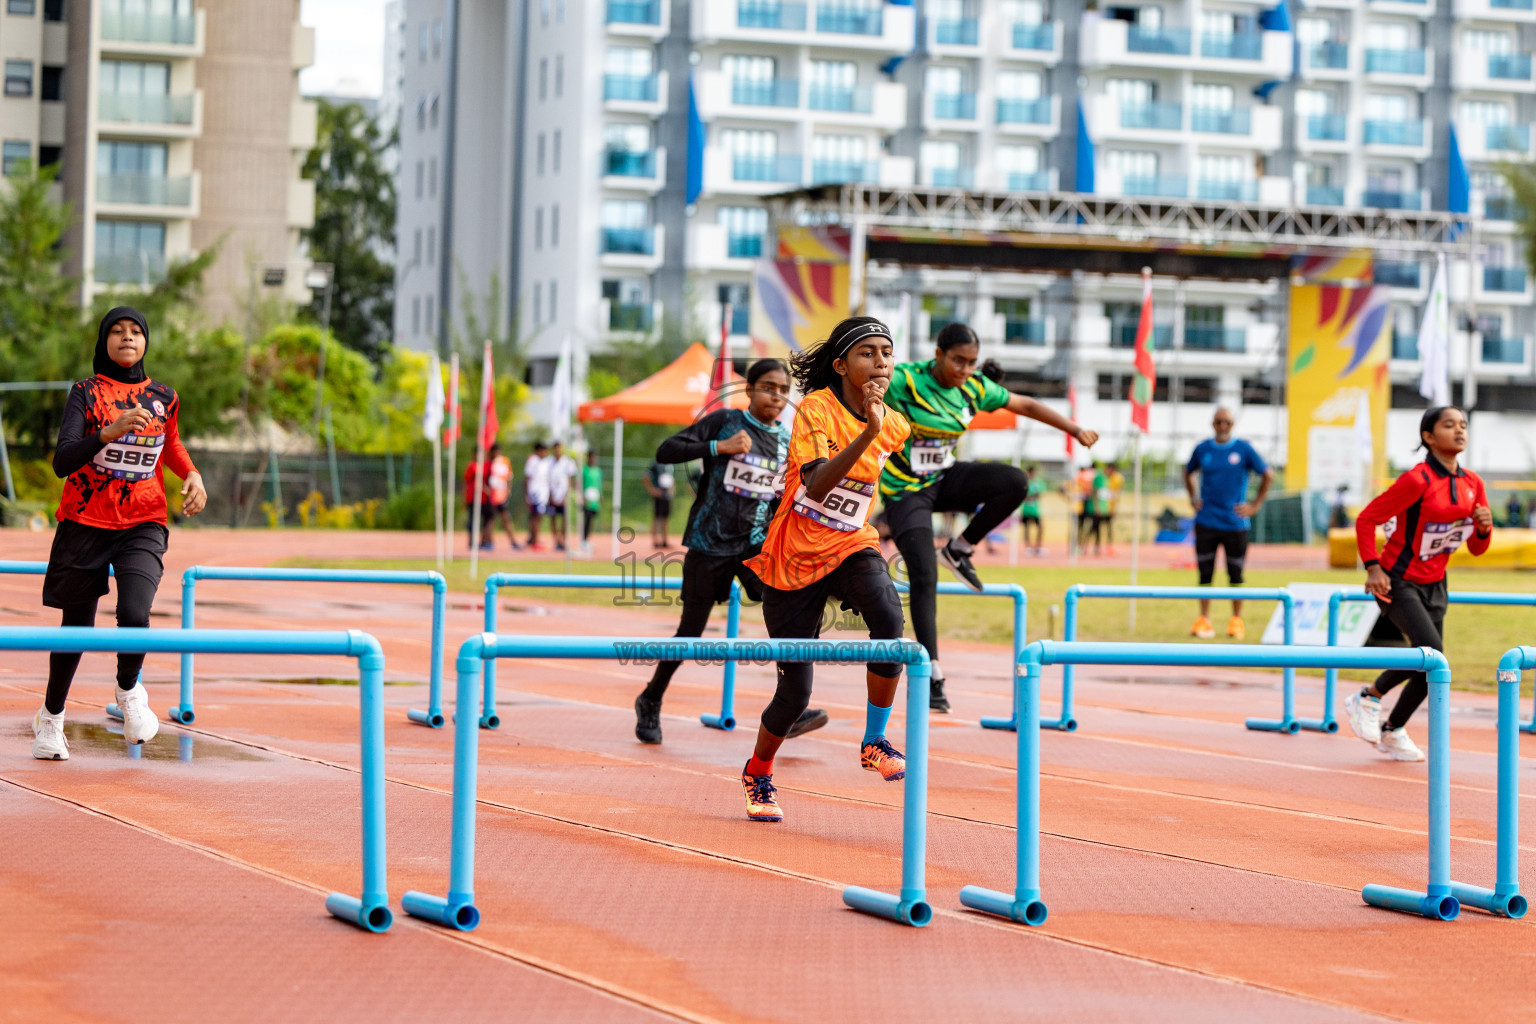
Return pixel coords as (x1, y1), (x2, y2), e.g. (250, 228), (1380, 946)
(45, 571), (159, 714)
(643, 600), (713, 700)
(582, 508), (598, 541)
(891, 462), (1028, 667)
(1371, 578), (1447, 731)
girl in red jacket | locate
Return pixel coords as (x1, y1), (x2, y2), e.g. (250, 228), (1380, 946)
(1345, 406), (1492, 761)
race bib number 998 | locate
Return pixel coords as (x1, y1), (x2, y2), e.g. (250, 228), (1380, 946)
(91, 433), (164, 482)
(722, 453), (781, 500)
(910, 437), (956, 476)
(791, 477), (876, 533)
(1418, 518), (1475, 560)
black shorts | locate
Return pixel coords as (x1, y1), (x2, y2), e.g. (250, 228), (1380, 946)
(653, 497), (672, 519)
(1194, 524), (1249, 585)
(43, 519), (168, 609)
(1021, 512), (1041, 525)
(679, 547), (765, 605)
(760, 548), (905, 678)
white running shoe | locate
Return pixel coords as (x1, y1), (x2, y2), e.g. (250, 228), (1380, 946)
(32, 708), (68, 760)
(1377, 728), (1425, 762)
(116, 683), (160, 745)
(1344, 690), (1382, 744)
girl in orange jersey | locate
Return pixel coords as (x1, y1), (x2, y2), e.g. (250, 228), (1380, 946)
(739, 316), (911, 822)
(32, 307), (207, 760)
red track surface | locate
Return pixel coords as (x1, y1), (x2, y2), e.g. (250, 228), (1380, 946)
(0, 528), (1529, 1023)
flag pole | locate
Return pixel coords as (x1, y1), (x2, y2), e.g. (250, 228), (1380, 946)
(1130, 430), (1143, 632)
(432, 432), (444, 569)
(469, 341), (492, 578)
(1129, 265), (1154, 632)
(445, 352), (459, 564)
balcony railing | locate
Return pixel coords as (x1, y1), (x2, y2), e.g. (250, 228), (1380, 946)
(931, 92), (977, 120)
(934, 17), (978, 45)
(1482, 335), (1526, 363)
(604, 148), (656, 177)
(606, 0), (660, 25)
(1493, 0), (1535, 9)
(1191, 106), (1251, 134)
(610, 303), (654, 331)
(996, 96), (1052, 124)
(604, 73), (659, 102)
(810, 159), (878, 185)
(731, 77), (798, 107)
(806, 83), (872, 113)
(1363, 119), (1425, 146)
(1486, 123), (1531, 153)
(1195, 179), (1257, 201)
(1112, 323), (1174, 348)
(97, 91), (195, 125)
(1127, 26), (1192, 55)
(1011, 21), (1055, 50)
(732, 153), (802, 183)
(1004, 320), (1048, 345)
(1308, 41), (1349, 69)
(1306, 184), (1345, 205)
(817, 4), (881, 34)
(1484, 266), (1528, 292)
(1007, 170), (1051, 191)
(926, 166), (975, 188)
(1306, 113), (1347, 140)
(1489, 52), (1533, 80)
(1364, 48), (1427, 75)
(1121, 175), (1187, 198)
(736, 0), (807, 30)
(96, 172), (193, 207)
(94, 249), (167, 285)
(100, 10), (196, 45)
(1120, 101), (1182, 130)
(1361, 188), (1422, 209)
(727, 233), (764, 259)
(1392, 332), (1419, 360)
(1485, 196), (1523, 220)
(1200, 32), (1262, 60)
(601, 226), (655, 255)
(1184, 326), (1247, 352)
(1375, 261), (1421, 288)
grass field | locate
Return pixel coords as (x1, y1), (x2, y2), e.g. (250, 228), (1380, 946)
(280, 554), (1536, 691)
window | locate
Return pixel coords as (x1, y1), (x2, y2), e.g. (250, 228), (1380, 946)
(418, 24), (428, 62)
(1107, 148), (1158, 180)
(43, 0), (61, 19)
(809, 59), (856, 92)
(412, 296), (421, 334)
(814, 133), (867, 163)
(2, 140), (29, 175)
(426, 295), (435, 334)
(1107, 77), (1155, 106)
(550, 204), (559, 247)
(100, 59), (168, 97)
(533, 282), (542, 325)
(718, 206), (768, 257)
(1001, 0), (1044, 23)
(553, 129), (561, 172)
(1295, 88), (1334, 116)
(8, 0), (35, 15)
(920, 139), (962, 185)
(98, 139), (166, 175)
(549, 280), (557, 323)
(555, 54), (563, 96)
(413, 228), (422, 264)
(416, 97), (426, 131)
(535, 206), (544, 249)
(38, 144), (59, 170)
(1463, 28), (1513, 52)
(1461, 99), (1510, 124)
(429, 156), (438, 196)
(605, 123), (649, 152)
(415, 159), (423, 198)
(606, 46), (655, 77)
(431, 18), (442, 57)
(1198, 9), (1235, 37)
(1366, 92), (1411, 121)
(1367, 165), (1407, 191)
(996, 70), (1043, 100)
(1366, 22), (1414, 49)
(41, 65), (62, 101)
(601, 199), (649, 228)
(996, 145), (1042, 174)
(429, 95), (439, 128)
(540, 58), (548, 100)
(94, 219), (166, 282)
(1296, 16), (1337, 46)
(537, 132), (545, 174)
(557, 0), (565, 20)
(5, 60), (33, 98)
(721, 127), (778, 158)
(1197, 154), (1244, 182)
(723, 54), (777, 85)
(427, 225), (436, 265)
(541, 0), (550, 23)
(1190, 83), (1234, 110)
(925, 65), (965, 96)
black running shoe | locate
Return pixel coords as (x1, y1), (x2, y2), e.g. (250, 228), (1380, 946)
(938, 540), (984, 593)
(634, 693), (663, 744)
(929, 678), (951, 714)
(785, 707), (829, 739)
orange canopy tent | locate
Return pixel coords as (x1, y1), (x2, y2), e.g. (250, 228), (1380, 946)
(970, 407), (1017, 430)
(578, 343), (746, 556)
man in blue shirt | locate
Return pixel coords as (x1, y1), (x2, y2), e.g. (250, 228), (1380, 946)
(1184, 408), (1273, 639)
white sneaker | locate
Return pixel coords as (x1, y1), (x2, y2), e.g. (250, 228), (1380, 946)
(1377, 727), (1425, 762)
(32, 708), (68, 760)
(1344, 690), (1382, 744)
(116, 683), (160, 745)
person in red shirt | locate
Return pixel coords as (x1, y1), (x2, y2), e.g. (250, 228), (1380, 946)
(34, 307), (207, 760)
(1345, 405), (1492, 761)
(463, 451), (495, 550)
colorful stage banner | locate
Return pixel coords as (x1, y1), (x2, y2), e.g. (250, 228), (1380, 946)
(748, 226), (851, 357)
(1286, 282), (1391, 501)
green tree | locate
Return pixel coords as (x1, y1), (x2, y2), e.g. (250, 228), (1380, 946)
(303, 99), (396, 363)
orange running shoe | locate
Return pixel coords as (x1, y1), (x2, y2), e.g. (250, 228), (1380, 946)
(1227, 616), (1245, 639)
(1190, 616), (1216, 639)
(861, 737), (907, 781)
(741, 765), (783, 822)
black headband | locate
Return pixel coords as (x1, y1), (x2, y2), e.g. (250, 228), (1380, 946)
(834, 322), (891, 357)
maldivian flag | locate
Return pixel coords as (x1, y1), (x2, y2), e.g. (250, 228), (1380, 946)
(444, 353), (461, 445)
(1065, 380), (1077, 457)
(422, 353), (445, 441)
(1128, 273), (1155, 433)
(477, 340), (498, 451)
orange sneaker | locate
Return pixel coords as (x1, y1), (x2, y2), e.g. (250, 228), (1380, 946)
(861, 737), (907, 781)
(1227, 616), (1245, 639)
(742, 765), (783, 822)
(1191, 616), (1216, 639)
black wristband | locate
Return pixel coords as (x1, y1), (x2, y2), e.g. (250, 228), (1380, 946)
(1362, 558), (1380, 569)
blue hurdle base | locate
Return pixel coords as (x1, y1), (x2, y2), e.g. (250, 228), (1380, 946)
(1361, 884), (1460, 921)
(957, 885), (1048, 926)
(400, 891), (480, 931)
(407, 708), (445, 728)
(1245, 716), (1300, 733)
(978, 715), (1077, 732)
(1448, 881), (1528, 919)
(699, 712), (736, 730)
(324, 894), (394, 933)
(841, 885), (932, 927)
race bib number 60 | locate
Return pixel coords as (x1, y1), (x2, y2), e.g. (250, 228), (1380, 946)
(722, 452), (781, 500)
(1418, 518), (1475, 560)
(791, 477), (875, 533)
(92, 432), (164, 482)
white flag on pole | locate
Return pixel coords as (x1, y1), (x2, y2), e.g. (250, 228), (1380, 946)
(423, 353), (445, 440)
(892, 292), (912, 364)
(1418, 252), (1451, 406)
(550, 333), (573, 443)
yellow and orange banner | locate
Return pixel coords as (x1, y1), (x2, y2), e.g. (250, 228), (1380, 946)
(748, 226), (851, 357)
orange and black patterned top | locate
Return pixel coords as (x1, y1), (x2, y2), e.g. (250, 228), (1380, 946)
(53, 375), (196, 529)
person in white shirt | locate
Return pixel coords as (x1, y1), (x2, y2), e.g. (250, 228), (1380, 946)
(524, 441), (551, 549)
(546, 442), (577, 551)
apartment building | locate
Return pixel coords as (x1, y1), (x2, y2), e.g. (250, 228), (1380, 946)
(0, 0), (317, 316)
(395, 0), (1536, 473)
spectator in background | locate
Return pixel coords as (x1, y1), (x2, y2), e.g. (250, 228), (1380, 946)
(464, 453), (493, 551)
(524, 441), (551, 550)
(547, 441), (577, 551)
(1020, 464), (1046, 555)
(581, 451), (603, 555)
(1527, 497), (1536, 530)
(1104, 462), (1125, 555)
(1184, 407), (1273, 640)
(1507, 492), (1524, 528)
(487, 445), (522, 551)
(642, 459), (676, 549)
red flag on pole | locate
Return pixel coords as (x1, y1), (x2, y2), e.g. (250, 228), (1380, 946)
(1128, 269), (1156, 433)
(711, 303), (733, 402)
(444, 355), (461, 445)
(477, 341), (498, 450)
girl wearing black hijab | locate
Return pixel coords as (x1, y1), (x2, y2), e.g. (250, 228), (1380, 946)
(32, 306), (206, 760)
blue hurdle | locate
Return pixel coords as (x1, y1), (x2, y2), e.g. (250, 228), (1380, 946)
(1453, 647), (1533, 918)
(988, 585), (1313, 733)
(132, 565), (446, 727)
(961, 640), (1478, 926)
(402, 635), (934, 931)
(0, 625), (392, 932)
(480, 573), (743, 730)
(0, 559), (113, 578)
(1326, 589), (1536, 734)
